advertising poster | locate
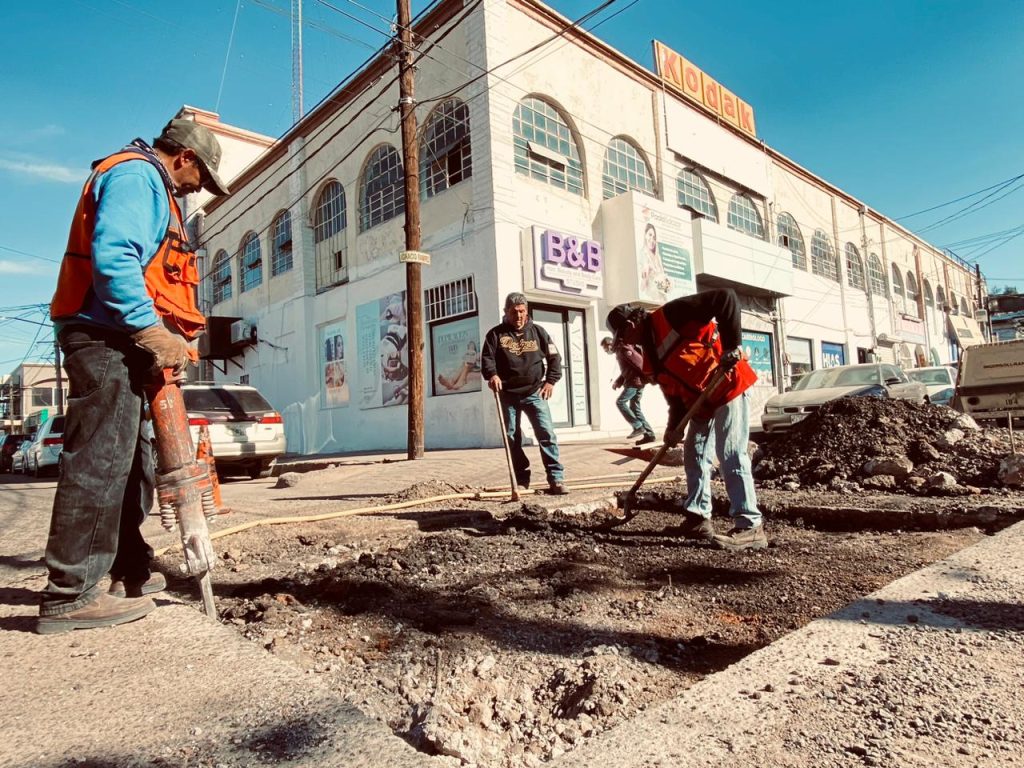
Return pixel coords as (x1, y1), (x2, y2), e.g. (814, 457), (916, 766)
(432, 316), (482, 396)
(821, 341), (846, 368)
(319, 321), (349, 408)
(741, 330), (774, 387)
(636, 203), (696, 303)
(356, 291), (409, 409)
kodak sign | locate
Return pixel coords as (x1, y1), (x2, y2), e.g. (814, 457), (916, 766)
(653, 41), (756, 138)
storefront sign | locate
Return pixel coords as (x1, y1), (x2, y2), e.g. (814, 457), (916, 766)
(821, 341), (846, 369)
(741, 330), (774, 386)
(533, 228), (604, 298)
(896, 313), (927, 344)
(653, 41), (756, 138)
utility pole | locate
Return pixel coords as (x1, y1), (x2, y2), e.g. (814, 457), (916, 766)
(396, 0), (424, 459)
(291, 0), (304, 124)
(54, 336), (64, 415)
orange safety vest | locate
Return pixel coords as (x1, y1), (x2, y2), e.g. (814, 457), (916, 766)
(642, 306), (757, 416)
(50, 149), (206, 340)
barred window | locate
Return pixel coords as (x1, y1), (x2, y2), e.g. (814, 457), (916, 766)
(776, 212), (806, 269)
(239, 232), (262, 293)
(270, 210), (293, 276)
(420, 98), (472, 198)
(905, 271), (920, 317)
(360, 144), (405, 231)
(727, 193), (765, 239)
(923, 279), (934, 309)
(676, 168), (718, 222)
(844, 243), (865, 291)
(211, 249), (232, 304)
(810, 230), (839, 282)
(935, 285), (946, 311)
(891, 264), (904, 297)
(868, 253), (887, 297)
(425, 276), (477, 323)
(512, 97), (584, 195)
(313, 180), (348, 291)
(601, 137), (654, 199)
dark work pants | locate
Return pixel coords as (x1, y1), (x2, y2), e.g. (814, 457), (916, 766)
(40, 326), (156, 614)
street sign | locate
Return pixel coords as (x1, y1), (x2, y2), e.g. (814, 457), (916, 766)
(399, 250), (431, 265)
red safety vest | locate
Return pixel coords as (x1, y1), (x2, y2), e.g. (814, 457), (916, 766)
(50, 150), (206, 340)
(642, 306), (757, 416)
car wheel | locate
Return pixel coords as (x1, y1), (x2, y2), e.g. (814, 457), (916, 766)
(247, 463), (262, 480)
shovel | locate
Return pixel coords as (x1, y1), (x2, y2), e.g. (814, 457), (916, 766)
(493, 388), (521, 502)
(604, 367), (728, 529)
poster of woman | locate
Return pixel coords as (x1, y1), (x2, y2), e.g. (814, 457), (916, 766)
(637, 222), (672, 303)
(432, 316), (482, 396)
(319, 321), (349, 407)
(356, 291), (409, 408)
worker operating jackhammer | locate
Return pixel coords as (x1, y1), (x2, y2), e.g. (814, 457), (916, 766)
(38, 118), (231, 634)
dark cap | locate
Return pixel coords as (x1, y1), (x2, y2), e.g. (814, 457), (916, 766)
(156, 118), (230, 196)
(606, 303), (645, 340)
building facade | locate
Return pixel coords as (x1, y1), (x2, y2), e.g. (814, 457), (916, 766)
(197, 0), (985, 454)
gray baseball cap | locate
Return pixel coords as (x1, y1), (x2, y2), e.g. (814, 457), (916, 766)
(157, 118), (230, 196)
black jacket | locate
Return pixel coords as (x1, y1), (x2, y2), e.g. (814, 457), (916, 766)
(481, 320), (562, 396)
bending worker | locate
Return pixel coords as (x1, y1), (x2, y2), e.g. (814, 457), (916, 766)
(481, 292), (568, 495)
(38, 118), (230, 634)
(606, 289), (766, 550)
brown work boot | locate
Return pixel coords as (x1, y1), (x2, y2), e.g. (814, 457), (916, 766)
(713, 525), (768, 551)
(547, 481), (569, 495)
(109, 572), (167, 598)
(667, 512), (715, 542)
(37, 593), (156, 635)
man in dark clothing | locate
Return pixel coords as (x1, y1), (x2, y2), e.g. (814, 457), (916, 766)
(481, 292), (568, 495)
(607, 289), (765, 550)
(601, 336), (655, 445)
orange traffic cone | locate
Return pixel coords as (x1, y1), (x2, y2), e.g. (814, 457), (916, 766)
(196, 424), (229, 516)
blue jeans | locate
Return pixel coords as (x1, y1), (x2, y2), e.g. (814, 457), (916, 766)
(678, 393), (761, 529)
(616, 385), (652, 434)
(500, 389), (563, 486)
(40, 326), (156, 614)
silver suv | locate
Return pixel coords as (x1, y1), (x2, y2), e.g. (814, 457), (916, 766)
(181, 383), (286, 479)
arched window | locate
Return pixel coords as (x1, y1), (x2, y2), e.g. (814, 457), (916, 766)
(313, 180), (348, 290)
(867, 253), (887, 297)
(776, 212), (805, 269)
(727, 193), (765, 239)
(949, 291), (959, 315)
(360, 144), (405, 231)
(512, 97), (584, 195)
(420, 98), (472, 198)
(844, 243), (865, 291)
(676, 168), (718, 222)
(810, 230), (839, 282)
(935, 285), (946, 312)
(211, 249), (232, 304)
(923, 279), (934, 309)
(601, 136), (654, 199)
(270, 210), (293, 276)
(905, 271), (920, 316)
(891, 264), (904, 299)
(239, 232), (262, 293)
(960, 296), (971, 316)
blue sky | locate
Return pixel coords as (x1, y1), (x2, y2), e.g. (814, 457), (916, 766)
(2, 0), (1022, 371)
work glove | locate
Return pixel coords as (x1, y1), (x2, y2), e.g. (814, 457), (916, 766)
(663, 426), (684, 448)
(720, 347), (743, 371)
(132, 325), (190, 375)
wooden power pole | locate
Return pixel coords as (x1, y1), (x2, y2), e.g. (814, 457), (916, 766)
(397, 0), (425, 459)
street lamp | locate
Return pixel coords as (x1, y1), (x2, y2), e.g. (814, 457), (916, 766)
(0, 315), (63, 417)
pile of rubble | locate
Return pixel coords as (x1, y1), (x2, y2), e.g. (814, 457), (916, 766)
(753, 398), (1023, 495)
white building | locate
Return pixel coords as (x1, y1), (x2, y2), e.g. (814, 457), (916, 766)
(197, 0), (985, 455)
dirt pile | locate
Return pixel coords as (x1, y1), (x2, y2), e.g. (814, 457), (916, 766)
(754, 398), (1018, 494)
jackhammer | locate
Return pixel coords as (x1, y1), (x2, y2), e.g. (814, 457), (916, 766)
(145, 369), (218, 617)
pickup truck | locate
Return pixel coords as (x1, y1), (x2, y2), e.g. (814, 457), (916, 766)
(953, 339), (1024, 425)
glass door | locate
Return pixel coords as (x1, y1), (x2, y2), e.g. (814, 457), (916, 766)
(530, 305), (590, 428)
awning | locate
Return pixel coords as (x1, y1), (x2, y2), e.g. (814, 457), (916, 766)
(948, 314), (985, 348)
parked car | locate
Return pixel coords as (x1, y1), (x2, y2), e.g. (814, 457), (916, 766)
(11, 439), (33, 474)
(929, 386), (955, 408)
(181, 383), (286, 479)
(27, 415), (65, 477)
(0, 432), (30, 473)
(906, 366), (958, 402)
(762, 363), (928, 433)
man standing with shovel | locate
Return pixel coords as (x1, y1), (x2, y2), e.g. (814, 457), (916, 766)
(606, 289), (766, 550)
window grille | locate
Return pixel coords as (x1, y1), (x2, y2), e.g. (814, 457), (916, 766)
(935, 285), (946, 311)
(868, 254), (887, 297)
(905, 271), (920, 317)
(845, 243), (865, 291)
(891, 264), (904, 297)
(271, 210), (293, 276)
(727, 193), (765, 239)
(601, 137), (654, 199)
(512, 97), (584, 195)
(313, 181), (348, 291)
(961, 296), (971, 317)
(949, 291), (959, 315)
(211, 249), (232, 304)
(923, 279), (934, 308)
(239, 232), (262, 293)
(360, 145), (406, 231)
(425, 276), (477, 323)
(676, 168), (718, 222)
(776, 213), (805, 269)
(421, 99), (472, 198)
(810, 230), (839, 282)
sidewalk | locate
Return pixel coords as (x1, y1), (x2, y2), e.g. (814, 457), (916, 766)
(1, 444), (1021, 767)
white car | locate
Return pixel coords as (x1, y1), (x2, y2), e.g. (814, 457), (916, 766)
(181, 383), (286, 479)
(906, 366), (958, 401)
(11, 439), (33, 474)
(27, 415), (65, 478)
(762, 363), (928, 433)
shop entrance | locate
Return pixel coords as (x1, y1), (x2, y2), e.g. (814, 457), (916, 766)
(530, 305), (591, 428)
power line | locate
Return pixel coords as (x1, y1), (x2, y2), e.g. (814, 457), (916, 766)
(894, 172), (1024, 220)
(0, 244), (60, 264)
